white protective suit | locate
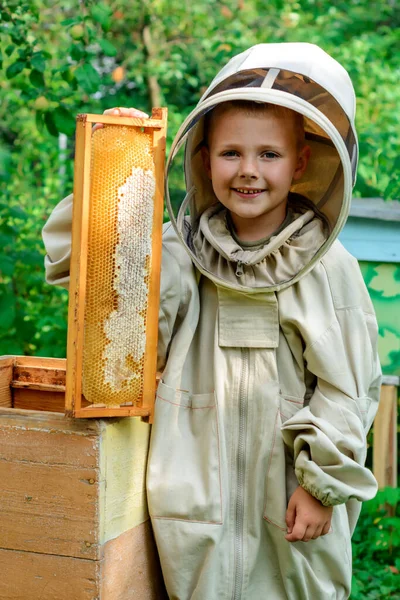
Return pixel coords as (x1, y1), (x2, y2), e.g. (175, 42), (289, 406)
(43, 43), (381, 600)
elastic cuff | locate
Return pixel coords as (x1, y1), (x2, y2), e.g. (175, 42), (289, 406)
(296, 469), (342, 507)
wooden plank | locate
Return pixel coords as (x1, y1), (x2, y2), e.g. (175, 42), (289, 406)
(373, 384), (398, 488)
(12, 387), (91, 413)
(381, 375), (400, 386)
(0, 357), (14, 408)
(83, 113), (164, 128)
(339, 217), (400, 263)
(349, 197), (400, 221)
(142, 108), (167, 425)
(75, 406), (150, 418)
(0, 416), (99, 468)
(14, 356), (66, 369)
(0, 547), (99, 600)
(101, 520), (167, 600)
(12, 364), (66, 386)
(0, 406), (101, 433)
(12, 388), (66, 412)
(0, 460), (99, 559)
(66, 117), (92, 417)
(12, 381), (65, 392)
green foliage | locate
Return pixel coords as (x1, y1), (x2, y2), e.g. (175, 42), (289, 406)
(0, 0), (399, 358)
(0, 143), (68, 356)
(351, 488), (400, 599)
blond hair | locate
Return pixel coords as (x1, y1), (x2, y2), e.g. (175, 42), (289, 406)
(204, 100), (305, 149)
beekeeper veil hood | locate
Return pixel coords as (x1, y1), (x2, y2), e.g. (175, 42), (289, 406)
(165, 43), (358, 292)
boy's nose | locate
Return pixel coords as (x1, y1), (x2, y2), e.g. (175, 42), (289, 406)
(238, 158), (259, 179)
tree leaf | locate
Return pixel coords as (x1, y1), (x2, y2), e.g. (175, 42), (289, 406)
(61, 17), (82, 26)
(44, 112), (58, 137)
(10, 31), (25, 45)
(5, 44), (15, 57)
(9, 206), (27, 219)
(69, 43), (86, 61)
(29, 68), (45, 88)
(6, 60), (25, 79)
(383, 487), (400, 507)
(0, 234), (15, 248)
(53, 106), (75, 136)
(31, 52), (46, 72)
(0, 255), (16, 277)
(0, 335), (24, 354)
(99, 39), (117, 57)
(35, 110), (45, 133)
(17, 250), (43, 266)
(0, 289), (16, 330)
(91, 3), (113, 30)
(1, 10), (12, 22)
(384, 175), (400, 201)
(74, 63), (101, 94)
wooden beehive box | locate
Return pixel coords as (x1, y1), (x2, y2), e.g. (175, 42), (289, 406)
(0, 355), (166, 600)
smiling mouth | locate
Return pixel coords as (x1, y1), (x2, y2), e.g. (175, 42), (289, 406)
(233, 188), (266, 195)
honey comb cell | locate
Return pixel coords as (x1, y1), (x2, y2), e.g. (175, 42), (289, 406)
(83, 125), (156, 407)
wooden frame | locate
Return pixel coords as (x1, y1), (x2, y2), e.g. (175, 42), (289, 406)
(65, 108), (167, 420)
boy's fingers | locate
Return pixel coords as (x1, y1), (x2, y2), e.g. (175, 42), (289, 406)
(301, 525), (314, 542)
(285, 521), (307, 542)
(322, 522), (331, 536)
(285, 504), (295, 533)
(93, 107), (150, 135)
(103, 107), (149, 118)
(311, 525), (323, 540)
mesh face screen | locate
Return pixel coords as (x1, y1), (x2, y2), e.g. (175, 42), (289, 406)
(83, 125), (156, 407)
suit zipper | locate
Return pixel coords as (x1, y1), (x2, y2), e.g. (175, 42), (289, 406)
(235, 261), (244, 277)
(232, 348), (249, 600)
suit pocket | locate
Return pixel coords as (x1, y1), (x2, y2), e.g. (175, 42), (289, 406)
(263, 395), (305, 530)
(263, 406), (288, 530)
(147, 381), (222, 524)
(279, 394), (305, 423)
(358, 396), (373, 429)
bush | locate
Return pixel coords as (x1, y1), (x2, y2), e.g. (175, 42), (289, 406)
(352, 488), (400, 599)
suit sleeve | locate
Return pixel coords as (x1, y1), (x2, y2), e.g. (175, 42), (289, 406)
(42, 199), (183, 371)
(42, 194), (73, 288)
(279, 250), (381, 507)
(156, 241), (184, 371)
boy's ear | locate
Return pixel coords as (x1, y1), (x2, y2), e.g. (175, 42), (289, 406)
(201, 146), (212, 179)
(292, 145), (311, 181)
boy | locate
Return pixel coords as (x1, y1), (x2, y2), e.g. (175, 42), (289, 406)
(43, 43), (381, 599)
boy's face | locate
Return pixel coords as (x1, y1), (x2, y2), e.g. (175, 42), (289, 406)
(202, 107), (310, 239)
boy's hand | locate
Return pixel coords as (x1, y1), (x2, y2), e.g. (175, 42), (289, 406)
(93, 107), (149, 133)
(285, 486), (332, 542)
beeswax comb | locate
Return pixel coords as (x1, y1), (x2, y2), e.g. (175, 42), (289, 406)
(66, 108), (167, 420)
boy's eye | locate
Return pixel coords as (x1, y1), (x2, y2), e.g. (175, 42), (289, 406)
(262, 151), (279, 159)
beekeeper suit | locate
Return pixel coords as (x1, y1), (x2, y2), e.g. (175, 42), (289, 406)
(43, 43), (381, 600)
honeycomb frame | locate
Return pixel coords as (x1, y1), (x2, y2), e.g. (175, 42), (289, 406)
(65, 108), (167, 420)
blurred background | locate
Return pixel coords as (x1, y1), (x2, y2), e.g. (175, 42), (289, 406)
(0, 2), (399, 597)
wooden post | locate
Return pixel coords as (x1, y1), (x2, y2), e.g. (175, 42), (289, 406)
(373, 380), (398, 489)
